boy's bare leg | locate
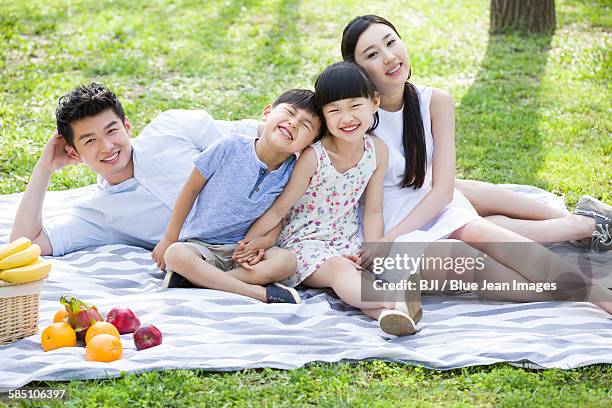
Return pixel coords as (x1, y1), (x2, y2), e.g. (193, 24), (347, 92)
(227, 247), (297, 285)
(164, 243), (267, 302)
(456, 179), (569, 219)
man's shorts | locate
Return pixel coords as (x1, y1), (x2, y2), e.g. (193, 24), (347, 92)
(181, 239), (238, 271)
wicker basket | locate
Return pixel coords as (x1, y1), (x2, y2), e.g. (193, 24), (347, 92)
(0, 279), (44, 345)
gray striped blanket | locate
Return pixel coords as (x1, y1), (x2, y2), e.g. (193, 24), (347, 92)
(0, 185), (610, 391)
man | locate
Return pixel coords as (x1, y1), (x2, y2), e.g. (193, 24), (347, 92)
(10, 83), (265, 256)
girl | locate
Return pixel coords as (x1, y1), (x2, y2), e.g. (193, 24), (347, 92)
(340, 15), (612, 314)
(342, 15), (610, 250)
(240, 62), (419, 336)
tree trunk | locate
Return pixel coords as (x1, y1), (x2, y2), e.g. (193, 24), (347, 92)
(490, 0), (556, 34)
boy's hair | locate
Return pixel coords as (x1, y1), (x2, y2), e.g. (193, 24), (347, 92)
(314, 61), (379, 130)
(56, 83), (126, 148)
(271, 89), (325, 140)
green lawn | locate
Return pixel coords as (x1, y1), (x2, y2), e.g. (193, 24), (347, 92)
(1, 0), (611, 406)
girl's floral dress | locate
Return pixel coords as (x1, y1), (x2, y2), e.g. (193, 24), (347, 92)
(278, 134), (377, 287)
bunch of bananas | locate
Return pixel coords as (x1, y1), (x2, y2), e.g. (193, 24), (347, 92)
(0, 237), (51, 284)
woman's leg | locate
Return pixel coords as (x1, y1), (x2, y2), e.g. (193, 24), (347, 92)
(420, 239), (554, 302)
(456, 179), (569, 219)
(449, 218), (612, 314)
(456, 179), (597, 243)
(484, 214), (595, 243)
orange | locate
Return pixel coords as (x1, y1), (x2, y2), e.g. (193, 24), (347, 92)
(84, 334), (123, 362)
(53, 309), (69, 323)
(85, 321), (120, 345)
(41, 322), (77, 351)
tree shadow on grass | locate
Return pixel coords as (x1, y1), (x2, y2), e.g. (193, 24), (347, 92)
(456, 32), (554, 188)
(228, 0), (304, 116)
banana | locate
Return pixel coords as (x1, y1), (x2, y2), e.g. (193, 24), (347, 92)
(0, 259), (51, 283)
(0, 237), (31, 262)
(0, 244), (41, 270)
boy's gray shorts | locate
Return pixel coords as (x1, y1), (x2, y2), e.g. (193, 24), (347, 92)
(180, 239), (238, 272)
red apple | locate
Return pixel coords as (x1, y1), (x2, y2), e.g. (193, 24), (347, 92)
(133, 324), (163, 350)
(106, 307), (141, 334)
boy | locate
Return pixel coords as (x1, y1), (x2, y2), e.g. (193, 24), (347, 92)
(10, 84), (322, 266)
(153, 90), (322, 303)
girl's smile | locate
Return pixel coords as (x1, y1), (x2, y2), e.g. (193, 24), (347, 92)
(323, 97), (379, 142)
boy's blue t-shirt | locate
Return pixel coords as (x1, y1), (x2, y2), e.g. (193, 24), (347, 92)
(181, 134), (296, 244)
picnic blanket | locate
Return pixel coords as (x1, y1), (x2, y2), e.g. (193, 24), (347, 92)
(0, 184), (610, 391)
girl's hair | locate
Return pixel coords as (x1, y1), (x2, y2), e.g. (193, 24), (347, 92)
(342, 15), (426, 189)
(314, 61), (379, 131)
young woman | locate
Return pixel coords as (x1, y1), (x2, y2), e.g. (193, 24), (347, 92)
(340, 15), (612, 315)
(342, 15), (611, 251)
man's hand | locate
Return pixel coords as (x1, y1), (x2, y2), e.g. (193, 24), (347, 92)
(38, 131), (80, 172)
(152, 237), (175, 270)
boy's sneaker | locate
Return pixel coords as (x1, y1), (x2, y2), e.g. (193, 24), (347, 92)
(265, 282), (301, 304)
(162, 270), (195, 289)
(573, 195), (612, 252)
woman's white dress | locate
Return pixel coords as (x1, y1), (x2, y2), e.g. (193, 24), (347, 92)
(373, 85), (478, 242)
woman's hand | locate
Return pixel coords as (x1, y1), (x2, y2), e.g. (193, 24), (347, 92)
(357, 241), (392, 272)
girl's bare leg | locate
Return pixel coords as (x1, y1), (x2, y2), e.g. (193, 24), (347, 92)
(303, 256), (395, 319)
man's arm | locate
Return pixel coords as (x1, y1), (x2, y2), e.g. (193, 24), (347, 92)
(10, 132), (80, 256)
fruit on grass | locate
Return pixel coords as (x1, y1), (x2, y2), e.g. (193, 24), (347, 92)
(60, 295), (104, 342)
(0, 237), (31, 261)
(106, 307), (141, 334)
(0, 244), (41, 270)
(0, 259), (51, 283)
(41, 322), (77, 351)
(85, 334), (123, 362)
(133, 324), (163, 350)
(53, 309), (69, 323)
(85, 321), (121, 344)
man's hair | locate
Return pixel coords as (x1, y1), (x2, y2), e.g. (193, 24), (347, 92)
(56, 83), (126, 148)
(271, 89), (325, 140)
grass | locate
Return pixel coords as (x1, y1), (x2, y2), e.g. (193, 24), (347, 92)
(0, 0), (610, 406)
(8, 363), (612, 407)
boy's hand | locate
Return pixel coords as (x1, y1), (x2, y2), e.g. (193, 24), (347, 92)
(38, 131), (80, 172)
(232, 237), (270, 270)
(152, 237), (175, 270)
(236, 249), (265, 271)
